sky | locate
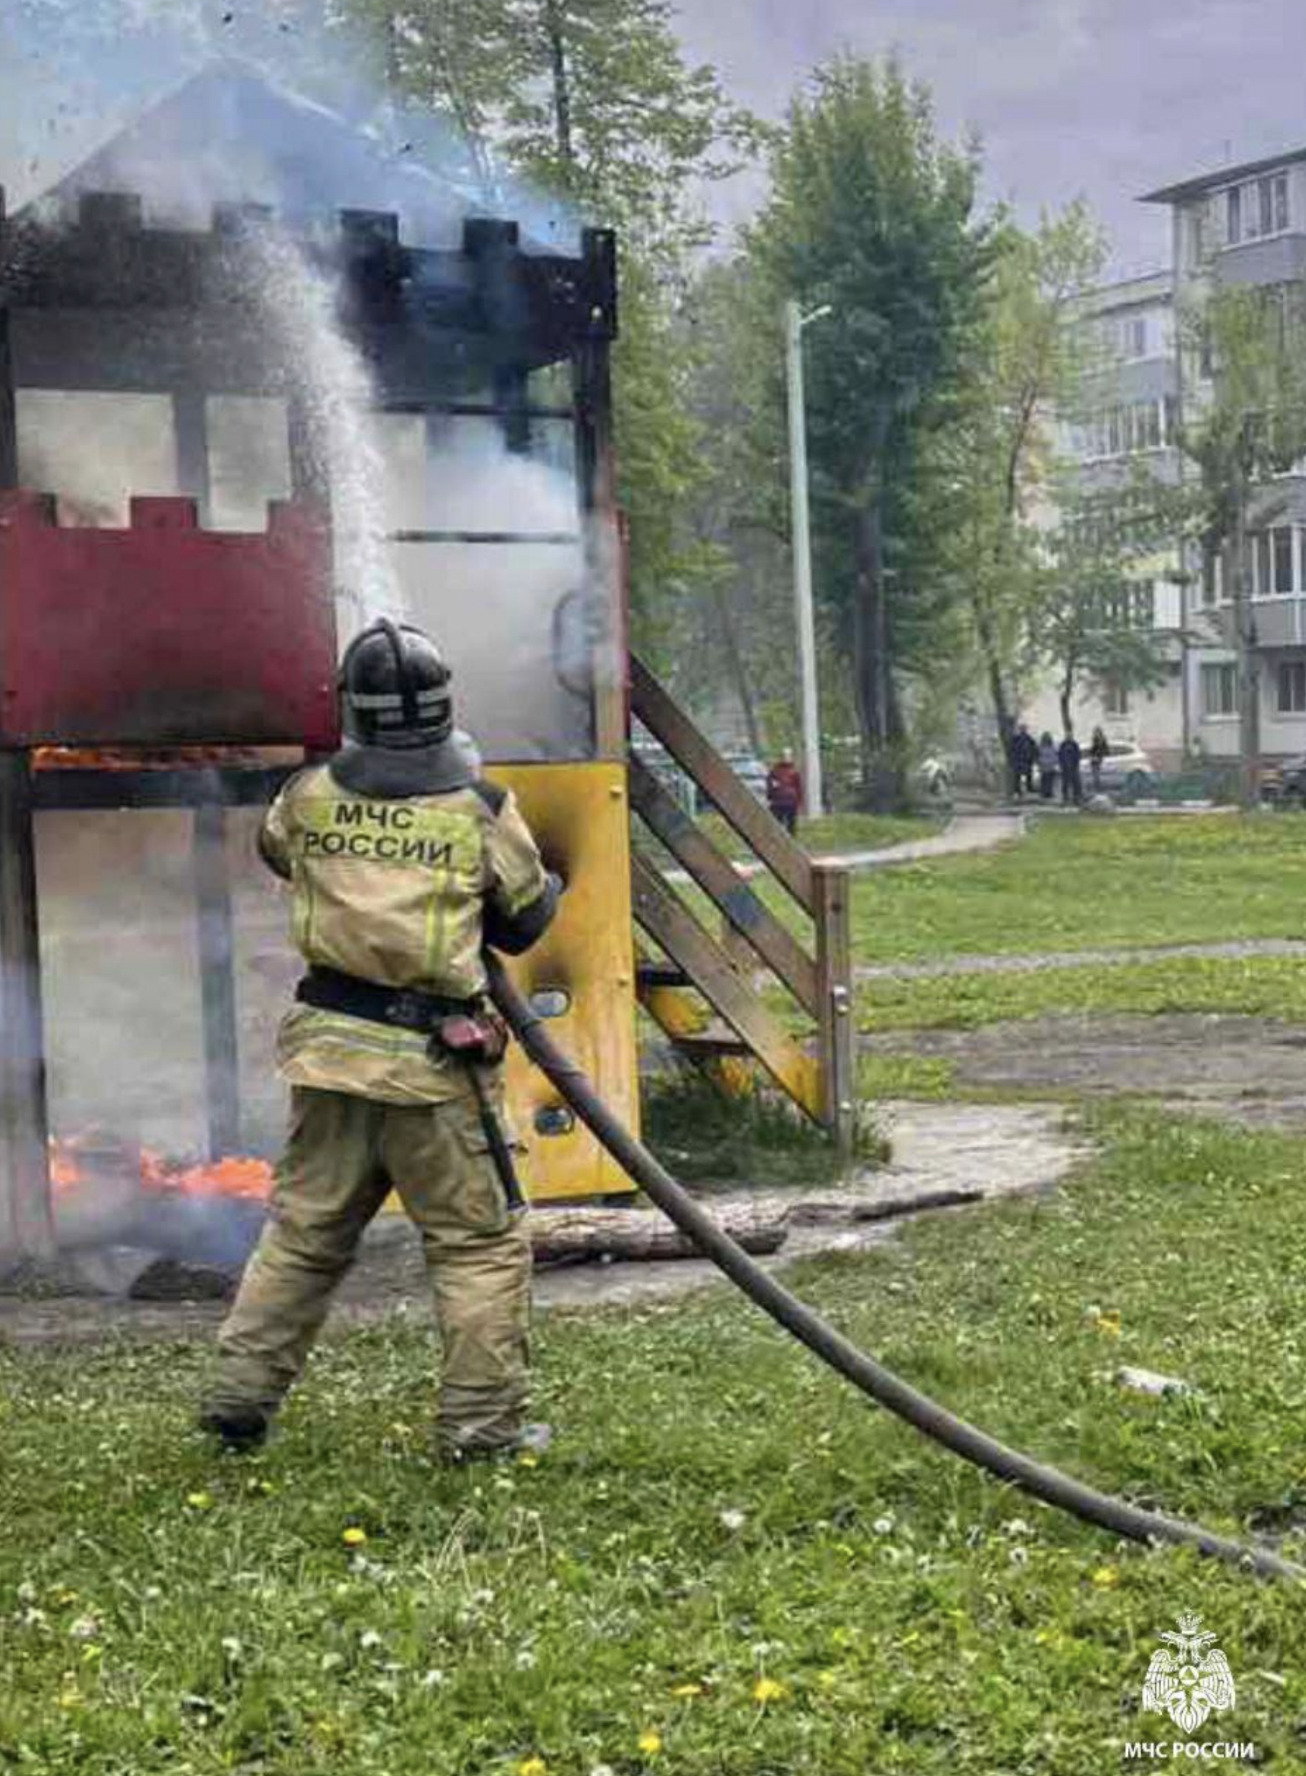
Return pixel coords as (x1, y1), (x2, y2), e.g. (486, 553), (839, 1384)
(1, 0), (1304, 278)
(677, 0), (1306, 275)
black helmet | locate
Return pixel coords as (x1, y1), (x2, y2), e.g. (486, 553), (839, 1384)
(339, 619), (453, 749)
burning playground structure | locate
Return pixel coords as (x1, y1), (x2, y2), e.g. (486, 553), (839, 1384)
(0, 65), (854, 1294)
(0, 66), (631, 1283)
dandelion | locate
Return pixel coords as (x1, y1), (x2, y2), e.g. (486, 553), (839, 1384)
(1092, 1564), (1121, 1588)
(817, 1669), (838, 1689)
(637, 1729), (663, 1755)
(342, 1527), (368, 1547)
(671, 1682), (703, 1698)
(753, 1677), (786, 1704)
(186, 1491), (214, 1511)
(873, 1515), (895, 1535)
(1093, 1310), (1123, 1337)
(517, 1757), (548, 1776)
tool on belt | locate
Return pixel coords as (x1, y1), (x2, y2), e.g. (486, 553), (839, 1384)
(296, 965), (525, 1210)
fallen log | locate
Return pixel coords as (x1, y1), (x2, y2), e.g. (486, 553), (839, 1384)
(530, 1202), (788, 1263)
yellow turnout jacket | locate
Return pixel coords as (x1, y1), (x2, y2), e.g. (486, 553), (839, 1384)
(260, 761), (551, 1104)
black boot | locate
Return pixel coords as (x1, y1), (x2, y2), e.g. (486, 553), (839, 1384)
(198, 1408), (269, 1454)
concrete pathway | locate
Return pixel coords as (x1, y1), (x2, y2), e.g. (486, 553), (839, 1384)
(814, 811), (1025, 872)
(858, 935), (1306, 982)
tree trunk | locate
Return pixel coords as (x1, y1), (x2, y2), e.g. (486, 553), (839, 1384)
(969, 585), (1015, 780)
(712, 581), (766, 757)
(1231, 483), (1260, 808)
(543, 0), (575, 167)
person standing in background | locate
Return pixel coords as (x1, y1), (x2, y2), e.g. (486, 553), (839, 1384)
(1089, 726), (1109, 794)
(1011, 724), (1038, 799)
(1037, 731), (1059, 800)
(1058, 730), (1083, 806)
(766, 750), (803, 834)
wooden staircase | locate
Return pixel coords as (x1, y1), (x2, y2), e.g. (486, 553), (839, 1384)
(629, 656), (856, 1153)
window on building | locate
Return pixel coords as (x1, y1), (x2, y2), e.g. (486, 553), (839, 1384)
(1104, 681), (1129, 716)
(1278, 660), (1306, 714)
(1132, 583), (1157, 628)
(1226, 170), (1292, 246)
(1202, 662), (1238, 717)
(1274, 171), (1290, 231)
(1274, 527), (1295, 594)
(1124, 316), (1147, 358)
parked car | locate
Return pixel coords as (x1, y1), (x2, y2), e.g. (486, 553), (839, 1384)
(630, 736), (698, 815)
(1261, 754), (1306, 807)
(1094, 741), (1156, 797)
(701, 748), (769, 810)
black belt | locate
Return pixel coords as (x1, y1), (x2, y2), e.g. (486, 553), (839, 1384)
(296, 966), (478, 1033)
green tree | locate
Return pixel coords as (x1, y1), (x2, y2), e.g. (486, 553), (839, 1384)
(1039, 471), (1174, 734)
(745, 56), (990, 804)
(352, 0), (758, 650)
(913, 206), (1107, 772)
(1177, 281), (1306, 804)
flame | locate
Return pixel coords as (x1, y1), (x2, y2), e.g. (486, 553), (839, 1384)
(32, 744), (295, 771)
(49, 1136), (273, 1201)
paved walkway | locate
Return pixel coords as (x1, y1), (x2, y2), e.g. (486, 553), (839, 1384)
(858, 935), (1306, 982)
(812, 811), (1025, 871)
(666, 811), (1025, 885)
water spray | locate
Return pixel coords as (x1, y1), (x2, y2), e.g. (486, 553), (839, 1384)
(486, 953), (1305, 1584)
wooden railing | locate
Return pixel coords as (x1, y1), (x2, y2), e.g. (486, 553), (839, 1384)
(629, 656), (855, 1154)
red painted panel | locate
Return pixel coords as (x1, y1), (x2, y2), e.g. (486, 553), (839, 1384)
(0, 493), (339, 748)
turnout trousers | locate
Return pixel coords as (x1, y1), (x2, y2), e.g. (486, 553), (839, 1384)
(205, 1085), (532, 1455)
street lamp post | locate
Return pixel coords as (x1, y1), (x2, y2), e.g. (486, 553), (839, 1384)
(784, 298), (830, 820)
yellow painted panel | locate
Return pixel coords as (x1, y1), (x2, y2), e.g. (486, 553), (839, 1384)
(493, 762), (639, 1201)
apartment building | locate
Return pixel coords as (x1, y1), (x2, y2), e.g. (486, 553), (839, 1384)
(1025, 147), (1306, 770)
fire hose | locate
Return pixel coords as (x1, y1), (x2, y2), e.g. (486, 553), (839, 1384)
(486, 953), (1304, 1583)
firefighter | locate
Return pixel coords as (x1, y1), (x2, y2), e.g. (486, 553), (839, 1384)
(199, 618), (560, 1462)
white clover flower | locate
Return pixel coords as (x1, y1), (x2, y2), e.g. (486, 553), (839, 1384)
(719, 1509), (746, 1532)
(873, 1515), (895, 1536)
(359, 1629), (383, 1651)
(68, 1615), (100, 1641)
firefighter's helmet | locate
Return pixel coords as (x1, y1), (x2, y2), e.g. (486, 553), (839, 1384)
(339, 618), (454, 749)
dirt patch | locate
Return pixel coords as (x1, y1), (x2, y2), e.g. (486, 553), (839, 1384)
(0, 1103), (1085, 1347)
(867, 1012), (1306, 1129)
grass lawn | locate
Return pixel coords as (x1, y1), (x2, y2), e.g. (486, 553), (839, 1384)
(860, 954), (1306, 1033)
(850, 813), (1306, 962)
(5, 1108), (1306, 1773)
